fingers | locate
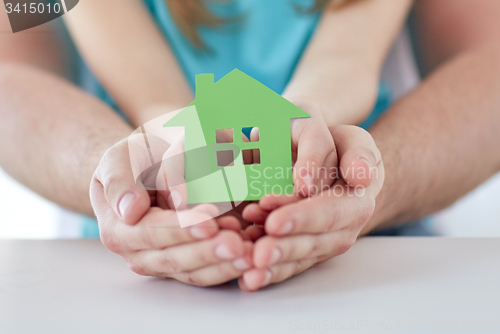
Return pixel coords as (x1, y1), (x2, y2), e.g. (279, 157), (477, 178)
(259, 193), (301, 211)
(330, 125), (382, 188)
(241, 230), (358, 291)
(105, 207), (222, 252)
(241, 203), (269, 225)
(166, 242), (254, 287)
(249, 125), (382, 235)
(94, 139), (151, 225)
(243, 224), (266, 242)
(252, 231), (354, 268)
(128, 230), (245, 275)
(263, 183), (375, 236)
(241, 194), (300, 224)
(291, 118), (338, 197)
(216, 215), (243, 232)
(239, 257), (317, 291)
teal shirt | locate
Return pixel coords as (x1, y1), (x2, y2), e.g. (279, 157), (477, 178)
(143, 0), (320, 93)
(79, 0), (392, 237)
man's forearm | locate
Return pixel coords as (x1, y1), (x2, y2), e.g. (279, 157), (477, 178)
(0, 64), (133, 216)
(365, 43), (500, 232)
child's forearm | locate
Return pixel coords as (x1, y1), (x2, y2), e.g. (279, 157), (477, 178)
(284, 0), (413, 125)
(64, 0), (193, 127)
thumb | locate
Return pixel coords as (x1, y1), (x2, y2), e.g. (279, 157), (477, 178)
(331, 125), (382, 189)
(94, 137), (151, 225)
(292, 118), (337, 196)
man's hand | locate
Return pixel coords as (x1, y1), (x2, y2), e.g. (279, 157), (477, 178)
(90, 137), (254, 287)
(240, 125), (384, 291)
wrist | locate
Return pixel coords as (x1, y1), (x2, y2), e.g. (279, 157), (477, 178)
(361, 130), (407, 234)
(361, 186), (392, 235)
(284, 57), (380, 126)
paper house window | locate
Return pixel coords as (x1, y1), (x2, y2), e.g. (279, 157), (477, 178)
(242, 127), (259, 142)
(217, 150), (235, 167)
(216, 129), (234, 143)
(243, 149), (260, 165)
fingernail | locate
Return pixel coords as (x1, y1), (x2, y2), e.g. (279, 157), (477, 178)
(118, 192), (136, 218)
(269, 248), (282, 265)
(278, 221), (294, 235)
(233, 258), (251, 271)
(170, 190), (182, 209)
(189, 226), (212, 239)
(215, 244), (236, 260)
(263, 270), (272, 286)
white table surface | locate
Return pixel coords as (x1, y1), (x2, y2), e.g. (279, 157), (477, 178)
(0, 238), (499, 334)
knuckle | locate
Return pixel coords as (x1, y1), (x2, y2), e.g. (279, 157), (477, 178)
(103, 174), (121, 200)
(158, 256), (182, 274)
(154, 248), (185, 275)
(127, 261), (149, 276)
(334, 125), (355, 143)
(292, 261), (302, 276)
(97, 146), (120, 178)
(337, 126), (380, 164)
(337, 125), (370, 145)
(359, 147), (379, 168)
(305, 235), (320, 259)
(182, 273), (206, 287)
(302, 120), (318, 134)
(372, 146), (382, 165)
(100, 230), (121, 253)
(356, 200), (375, 228)
(337, 236), (356, 255)
(291, 116), (309, 133)
(301, 147), (324, 164)
(219, 263), (237, 279)
(193, 248), (213, 266)
(310, 258), (322, 268)
(323, 218), (336, 233)
(139, 226), (156, 249)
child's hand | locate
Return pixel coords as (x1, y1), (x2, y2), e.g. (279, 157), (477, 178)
(288, 100), (338, 197)
(240, 125), (384, 291)
(90, 135), (254, 287)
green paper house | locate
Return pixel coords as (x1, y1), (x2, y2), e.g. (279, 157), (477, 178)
(163, 69), (310, 204)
